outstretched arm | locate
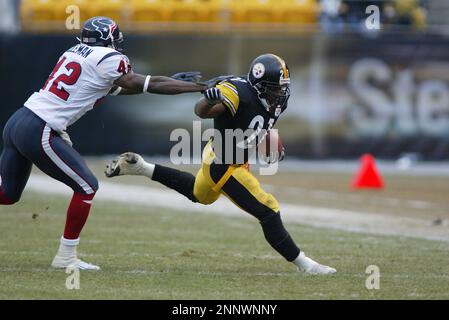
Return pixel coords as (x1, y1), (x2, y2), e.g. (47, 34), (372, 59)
(113, 70), (207, 95)
(109, 85), (141, 96)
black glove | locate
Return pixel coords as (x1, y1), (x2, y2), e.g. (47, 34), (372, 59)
(204, 75), (238, 88)
(171, 71), (202, 83)
(203, 87), (223, 105)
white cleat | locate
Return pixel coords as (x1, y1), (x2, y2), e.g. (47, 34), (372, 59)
(105, 152), (146, 177)
(51, 255), (101, 271)
(294, 252), (336, 275)
(300, 262), (336, 275)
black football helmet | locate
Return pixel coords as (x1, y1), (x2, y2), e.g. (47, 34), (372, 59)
(79, 16), (124, 52)
(248, 54), (291, 116)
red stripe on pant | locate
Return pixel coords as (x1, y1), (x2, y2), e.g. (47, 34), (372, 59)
(0, 187), (14, 205)
(64, 192), (95, 240)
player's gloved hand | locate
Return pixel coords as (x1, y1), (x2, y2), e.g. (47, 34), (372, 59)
(171, 71), (202, 83)
(59, 130), (73, 147)
(203, 87), (223, 105)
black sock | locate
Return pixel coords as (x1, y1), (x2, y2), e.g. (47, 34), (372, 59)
(260, 213), (300, 262)
(152, 164), (198, 202)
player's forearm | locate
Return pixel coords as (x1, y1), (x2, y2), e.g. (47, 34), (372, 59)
(109, 86), (142, 96)
(118, 87), (142, 95)
(194, 98), (225, 119)
(114, 72), (206, 95)
(148, 76), (206, 95)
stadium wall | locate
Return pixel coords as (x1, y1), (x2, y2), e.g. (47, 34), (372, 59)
(1, 33), (449, 160)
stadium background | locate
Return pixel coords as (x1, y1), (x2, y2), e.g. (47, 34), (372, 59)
(1, 0), (447, 161)
(1, 0), (449, 301)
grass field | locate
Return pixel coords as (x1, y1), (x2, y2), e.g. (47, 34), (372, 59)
(1, 171), (449, 299)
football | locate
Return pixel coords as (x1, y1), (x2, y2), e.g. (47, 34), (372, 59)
(258, 129), (285, 162)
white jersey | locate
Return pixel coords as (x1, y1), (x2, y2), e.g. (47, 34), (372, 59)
(24, 44), (131, 132)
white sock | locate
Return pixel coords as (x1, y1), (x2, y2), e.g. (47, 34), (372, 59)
(56, 237), (79, 258)
(293, 251), (316, 271)
(141, 162), (155, 179)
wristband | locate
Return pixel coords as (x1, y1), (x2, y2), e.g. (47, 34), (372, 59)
(143, 75), (151, 93)
(110, 86), (122, 96)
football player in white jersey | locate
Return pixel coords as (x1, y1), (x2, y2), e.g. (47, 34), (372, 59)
(0, 17), (207, 270)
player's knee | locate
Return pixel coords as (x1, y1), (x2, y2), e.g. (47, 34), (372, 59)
(251, 196), (280, 221)
(198, 197), (216, 205)
(76, 175), (99, 195)
(258, 209), (279, 224)
(193, 193), (214, 205)
(90, 176), (99, 193)
(192, 184), (215, 205)
(264, 194), (280, 214)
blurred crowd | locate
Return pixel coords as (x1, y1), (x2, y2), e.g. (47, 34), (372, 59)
(319, 0), (427, 33)
(0, 0), (431, 35)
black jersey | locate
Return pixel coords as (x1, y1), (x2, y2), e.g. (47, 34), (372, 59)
(212, 77), (283, 164)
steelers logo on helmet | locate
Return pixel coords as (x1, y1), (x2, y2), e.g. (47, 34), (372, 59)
(252, 63), (265, 79)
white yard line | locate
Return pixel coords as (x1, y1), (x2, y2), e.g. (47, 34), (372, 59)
(263, 184), (446, 212)
(25, 174), (449, 242)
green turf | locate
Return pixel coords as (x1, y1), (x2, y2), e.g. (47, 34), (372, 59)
(0, 191), (448, 300)
(87, 160), (449, 220)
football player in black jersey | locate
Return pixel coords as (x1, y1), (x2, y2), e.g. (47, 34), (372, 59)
(105, 54), (336, 274)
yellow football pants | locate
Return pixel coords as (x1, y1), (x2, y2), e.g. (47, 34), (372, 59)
(192, 142), (280, 219)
